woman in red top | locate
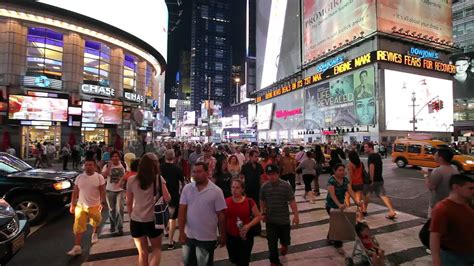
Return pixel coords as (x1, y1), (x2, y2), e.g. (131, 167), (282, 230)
(225, 178), (262, 266)
(347, 151), (366, 219)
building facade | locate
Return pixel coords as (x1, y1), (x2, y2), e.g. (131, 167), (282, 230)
(0, 1), (168, 158)
(190, 0), (232, 111)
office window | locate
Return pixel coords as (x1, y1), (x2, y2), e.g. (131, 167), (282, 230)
(145, 64), (153, 97)
(216, 25), (224, 33)
(83, 40), (110, 86)
(26, 27), (63, 79)
(123, 54), (137, 91)
(215, 62), (223, 71)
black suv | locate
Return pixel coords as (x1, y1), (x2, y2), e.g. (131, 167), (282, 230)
(0, 153), (78, 225)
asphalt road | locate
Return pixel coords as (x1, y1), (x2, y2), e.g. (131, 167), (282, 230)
(8, 158), (471, 265)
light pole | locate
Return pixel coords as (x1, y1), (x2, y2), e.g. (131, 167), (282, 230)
(206, 76), (212, 143)
(234, 77), (240, 104)
(403, 79), (427, 132)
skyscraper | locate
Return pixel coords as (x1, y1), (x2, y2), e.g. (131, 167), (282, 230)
(245, 0), (257, 97)
(190, 0), (232, 111)
(453, 0), (474, 53)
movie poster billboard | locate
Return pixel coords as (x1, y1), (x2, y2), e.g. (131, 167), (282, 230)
(377, 0), (452, 44)
(305, 67), (376, 128)
(8, 95), (68, 122)
(384, 70), (453, 132)
(451, 52), (474, 123)
(303, 0), (376, 62)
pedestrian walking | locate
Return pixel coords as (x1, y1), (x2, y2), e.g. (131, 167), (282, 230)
(197, 146), (217, 176)
(225, 178), (262, 266)
(363, 142), (397, 219)
(260, 164), (299, 266)
(430, 174), (474, 266)
(346, 151), (366, 219)
(227, 155), (241, 179)
(240, 150), (264, 204)
(214, 159), (232, 198)
(296, 151), (318, 203)
(126, 153), (171, 266)
(326, 163), (362, 254)
(178, 162), (227, 266)
(160, 149), (185, 250)
(61, 143), (70, 170)
(279, 147), (297, 193)
(295, 146), (306, 185)
(46, 143), (56, 167)
(67, 157), (106, 256)
(102, 150), (126, 235)
(313, 145), (325, 195)
(187, 144), (202, 171)
(72, 144), (81, 170)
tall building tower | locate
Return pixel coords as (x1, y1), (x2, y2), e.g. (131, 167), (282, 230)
(179, 51), (191, 100)
(190, 0), (232, 111)
(453, 0), (474, 53)
(244, 0), (257, 97)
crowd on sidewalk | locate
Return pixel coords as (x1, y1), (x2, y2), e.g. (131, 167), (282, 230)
(63, 140), (473, 266)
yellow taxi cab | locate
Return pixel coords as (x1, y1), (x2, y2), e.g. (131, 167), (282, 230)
(391, 138), (474, 173)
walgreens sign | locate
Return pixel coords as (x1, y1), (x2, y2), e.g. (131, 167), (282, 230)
(275, 108), (302, 119)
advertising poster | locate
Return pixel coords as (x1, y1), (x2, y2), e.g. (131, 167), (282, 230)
(8, 95), (68, 122)
(82, 102), (122, 125)
(183, 111), (196, 125)
(271, 90), (304, 130)
(377, 0), (452, 44)
(257, 103), (274, 130)
(451, 52), (474, 123)
(305, 67), (376, 128)
(303, 0), (376, 62)
(384, 69), (453, 132)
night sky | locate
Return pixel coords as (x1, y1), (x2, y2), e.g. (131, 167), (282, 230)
(165, 0), (246, 96)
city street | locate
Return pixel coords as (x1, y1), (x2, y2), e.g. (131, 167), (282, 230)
(8, 157), (453, 266)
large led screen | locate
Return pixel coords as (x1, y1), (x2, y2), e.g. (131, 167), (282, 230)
(257, 0), (300, 90)
(384, 70), (453, 132)
(451, 52), (474, 123)
(305, 67), (376, 128)
(303, 0), (376, 63)
(38, 0), (168, 61)
(377, 0), (452, 44)
(82, 102), (122, 125)
(8, 95), (68, 121)
(257, 103), (274, 130)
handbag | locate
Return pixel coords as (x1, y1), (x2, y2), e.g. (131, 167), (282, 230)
(361, 163), (371, 184)
(153, 175), (170, 230)
(246, 198), (261, 238)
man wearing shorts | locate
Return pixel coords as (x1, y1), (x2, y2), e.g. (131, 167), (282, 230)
(67, 157), (107, 256)
(363, 142), (397, 220)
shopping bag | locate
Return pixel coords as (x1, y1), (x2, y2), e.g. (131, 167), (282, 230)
(328, 207), (357, 241)
(153, 196), (169, 229)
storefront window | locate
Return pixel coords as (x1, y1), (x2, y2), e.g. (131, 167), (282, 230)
(145, 64), (153, 97)
(123, 54), (137, 91)
(26, 27), (64, 80)
(21, 126), (61, 159)
(83, 40), (110, 86)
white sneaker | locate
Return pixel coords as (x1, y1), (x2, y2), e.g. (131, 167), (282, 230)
(91, 233), (99, 244)
(67, 245), (82, 256)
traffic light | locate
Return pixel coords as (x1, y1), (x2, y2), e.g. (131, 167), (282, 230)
(432, 101), (440, 111)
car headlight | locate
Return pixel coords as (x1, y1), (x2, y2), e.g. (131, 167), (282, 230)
(466, 160), (474, 165)
(53, 181), (72, 190)
(0, 199), (16, 217)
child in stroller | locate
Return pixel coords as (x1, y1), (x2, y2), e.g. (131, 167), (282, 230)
(355, 222), (385, 266)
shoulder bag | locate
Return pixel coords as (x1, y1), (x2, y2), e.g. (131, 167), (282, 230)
(246, 198), (261, 238)
(153, 176), (170, 230)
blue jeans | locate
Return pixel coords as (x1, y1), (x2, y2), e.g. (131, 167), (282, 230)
(106, 190), (125, 231)
(441, 249), (474, 266)
(182, 238), (216, 266)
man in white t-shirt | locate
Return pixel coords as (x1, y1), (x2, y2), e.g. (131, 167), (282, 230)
(67, 158), (106, 256)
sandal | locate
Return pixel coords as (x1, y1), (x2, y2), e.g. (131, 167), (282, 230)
(385, 213), (397, 220)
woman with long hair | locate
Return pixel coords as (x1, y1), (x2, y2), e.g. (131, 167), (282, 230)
(214, 159), (232, 198)
(126, 153), (171, 266)
(346, 151), (366, 220)
(225, 178), (262, 266)
(313, 145), (325, 196)
(102, 150), (126, 235)
(227, 155), (241, 179)
(296, 151), (318, 203)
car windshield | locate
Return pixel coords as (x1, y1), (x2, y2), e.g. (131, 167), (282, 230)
(0, 153), (33, 175)
(436, 145), (461, 155)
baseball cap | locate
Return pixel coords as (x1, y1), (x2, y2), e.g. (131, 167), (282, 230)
(265, 164), (279, 174)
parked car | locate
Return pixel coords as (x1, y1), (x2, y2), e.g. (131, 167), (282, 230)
(391, 138), (474, 173)
(0, 198), (29, 264)
(0, 152), (78, 225)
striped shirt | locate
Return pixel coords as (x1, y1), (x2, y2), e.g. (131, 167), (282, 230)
(260, 179), (295, 225)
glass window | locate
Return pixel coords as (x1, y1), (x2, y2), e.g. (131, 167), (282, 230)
(83, 40), (110, 86)
(394, 144), (406, 152)
(145, 64), (153, 97)
(407, 144), (422, 154)
(123, 54), (137, 91)
(424, 145), (436, 155)
(26, 27), (64, 80)
(215, 62), (223, 71)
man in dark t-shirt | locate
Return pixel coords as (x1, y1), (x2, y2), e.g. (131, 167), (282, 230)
(364, 142), (397, 219)
(240, 150), (264, 203)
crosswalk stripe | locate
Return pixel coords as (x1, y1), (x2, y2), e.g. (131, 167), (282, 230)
(84, 187), (429, 265)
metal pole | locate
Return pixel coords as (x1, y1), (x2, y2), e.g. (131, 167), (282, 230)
(207, 76), (212, 143)
(412, 91), (416, 132)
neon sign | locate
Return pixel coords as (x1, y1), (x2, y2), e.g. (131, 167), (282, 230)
(408, 47), (439, 60)
(315, 55), (345, 73)
(275, 108), (302, 119)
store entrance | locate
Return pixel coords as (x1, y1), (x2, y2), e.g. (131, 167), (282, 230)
(81, 128), (109, 144)
(21, 126), (61, 159)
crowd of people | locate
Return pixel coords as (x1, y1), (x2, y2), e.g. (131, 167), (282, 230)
(63, 140), (473, 266)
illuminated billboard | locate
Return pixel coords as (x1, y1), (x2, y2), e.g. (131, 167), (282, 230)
(82, 102), (123, 125)
(8, 95), (68, 122)
(303, 0), (376, 63)
(183, 111), (195, 125)
(451, 52), (474, 123)
(384, 70), (453, 132)
(257, 103), (274, 130)
(305, 67), (376, 128)
(38, 0), (169, 61)
(377, 0), (452, 44)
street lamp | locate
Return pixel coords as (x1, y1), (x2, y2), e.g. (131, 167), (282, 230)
(403, 79), (427, 132)
(234, 77), (240, 104)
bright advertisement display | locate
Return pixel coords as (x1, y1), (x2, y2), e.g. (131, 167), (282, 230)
(82, 102), (122, 125)
(8, 95), (68, 121)
(305, 67), (376, 128)
(222, 115), (240, 129)
(303, 0), (376, 62)
(451, 52), (474, 123)
(384, 70), (453, 132)
(257, 103), (274, 130)
(377, 0), (452, 44)
(260, 90), (304, 130)
(38, 0), (168, 61)
(183, 111), (195, 125)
